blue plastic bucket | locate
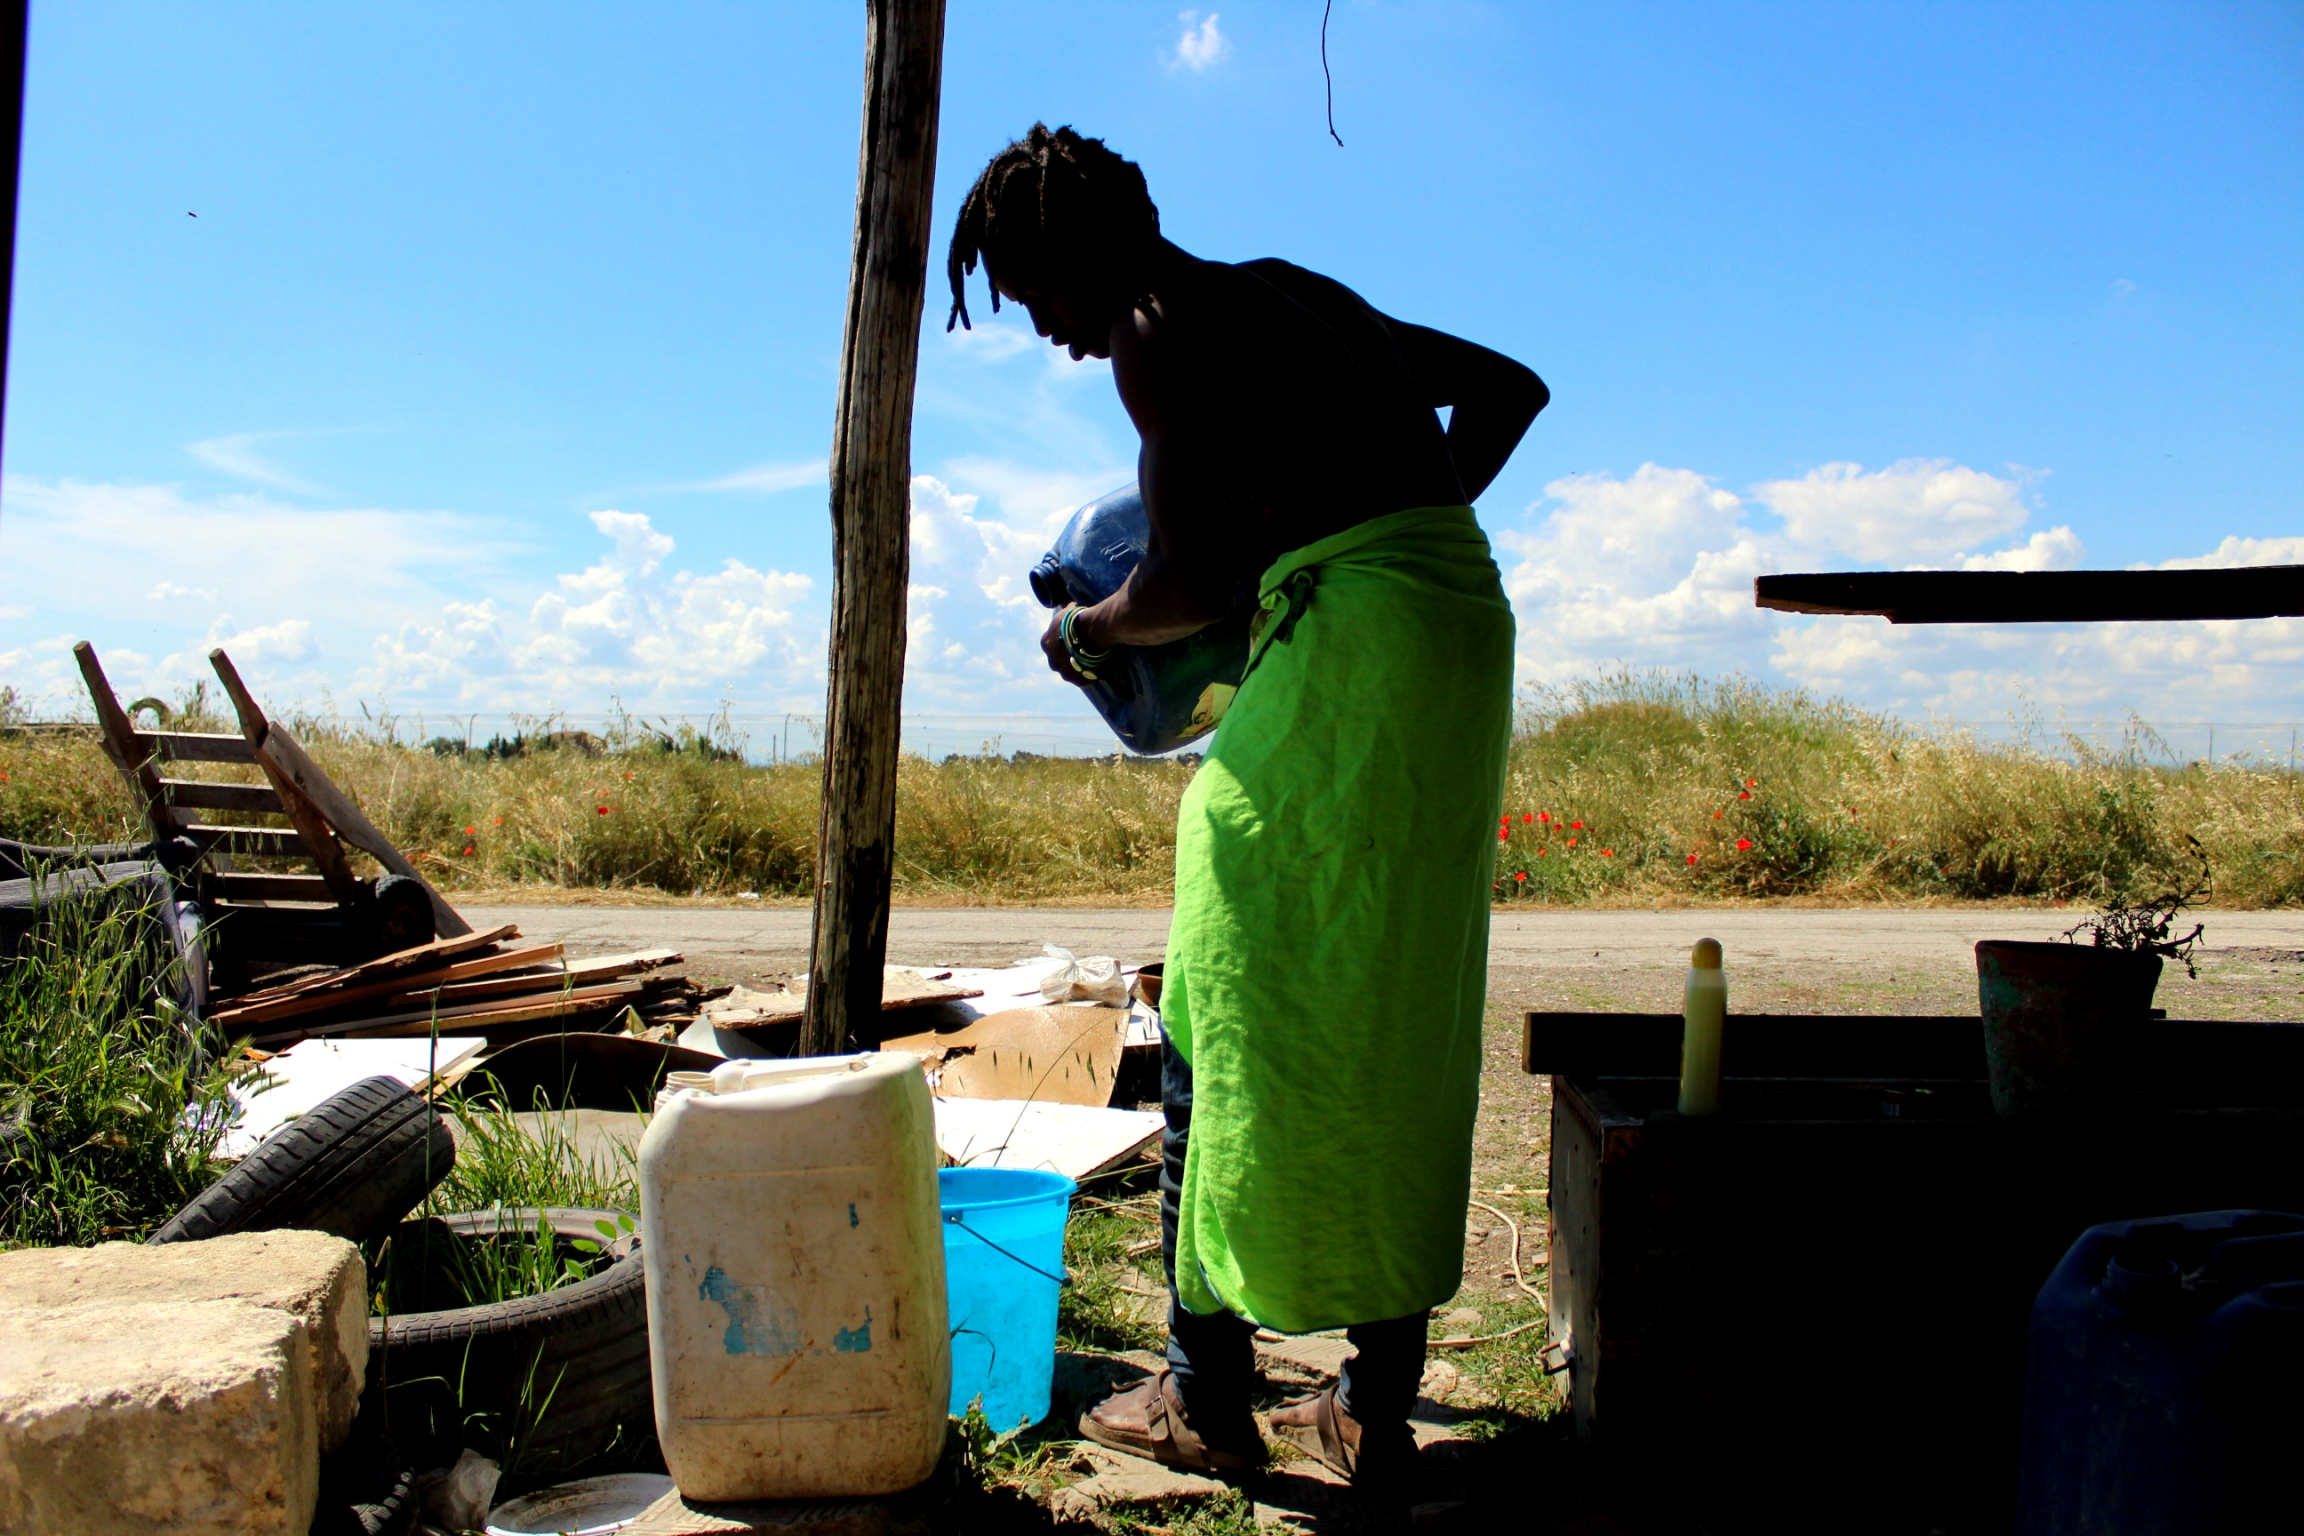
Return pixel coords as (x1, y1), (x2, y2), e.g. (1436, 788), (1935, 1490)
(939, 1167), (1074, 1430)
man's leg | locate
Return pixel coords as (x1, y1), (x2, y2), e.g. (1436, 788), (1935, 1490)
(1335, 1313), (1428, 1430)
(1268, 1313), (1427, 1487)
(1159, 1028), (1260, 1442)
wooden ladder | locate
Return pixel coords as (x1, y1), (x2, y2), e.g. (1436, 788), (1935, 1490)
(73, 642), (469, 936)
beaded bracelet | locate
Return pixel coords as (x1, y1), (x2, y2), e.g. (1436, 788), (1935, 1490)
(1059, 605), (1112, 681)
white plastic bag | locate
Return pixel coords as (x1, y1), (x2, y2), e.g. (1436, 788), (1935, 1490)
(422, 1448), (500, 1533)
(1038, 944), (1128, 1007)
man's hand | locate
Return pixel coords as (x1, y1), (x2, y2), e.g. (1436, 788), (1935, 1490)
(1042, 607), (1099, 686)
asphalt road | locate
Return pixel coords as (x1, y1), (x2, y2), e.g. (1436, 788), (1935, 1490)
(458, 902), (2304, 1017)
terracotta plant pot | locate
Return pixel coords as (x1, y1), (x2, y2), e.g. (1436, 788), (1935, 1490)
(1975, 940), (2163, 1119)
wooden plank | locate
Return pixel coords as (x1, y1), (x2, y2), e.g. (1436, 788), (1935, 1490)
(140, 730), (257, 763)
(213, 872), (338, 902)
(183, 823), (309, 859)
(805, 0), (946, 1056)
(1754, 566), (2304, 624)
(72, 642), (182, 836)
(259, 981), (646, 1043)
(207, 650), (364, 905)
(161, 779), (284, 814)
(222, 925), (520, 1007)
(248, 715), (473, 937)
(385, 948), (681, 1008)
(210, 942), (564, 1029)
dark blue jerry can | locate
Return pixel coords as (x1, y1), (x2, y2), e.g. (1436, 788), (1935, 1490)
(2016, 1208), (2304, 1535)
(1028, 483), (1252, 756)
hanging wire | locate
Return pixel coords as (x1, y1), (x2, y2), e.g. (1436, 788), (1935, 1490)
(1321, 0), (1344, 146)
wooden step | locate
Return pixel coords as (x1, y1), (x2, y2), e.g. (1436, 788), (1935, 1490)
(161, 779), (284, 814)
(213, 872), (340, 903)
(185, 823), (308, 859)
(138, 730), (254, 765)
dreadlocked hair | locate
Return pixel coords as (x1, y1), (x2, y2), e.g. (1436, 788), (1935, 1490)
(945, 123), (1161, 332)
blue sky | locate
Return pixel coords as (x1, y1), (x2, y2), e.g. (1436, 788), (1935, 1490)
(1, 1), (2298, 751)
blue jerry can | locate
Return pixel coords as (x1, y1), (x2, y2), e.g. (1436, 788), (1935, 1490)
(2016, 1208), (2304, 1534)
(1028, 483), (1252, 756)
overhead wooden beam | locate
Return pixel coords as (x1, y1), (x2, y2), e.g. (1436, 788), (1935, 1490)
(1755, 566), (2304, 625)
(804, 0), (946, 1057)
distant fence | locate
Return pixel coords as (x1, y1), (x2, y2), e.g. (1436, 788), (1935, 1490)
(9, 712), (2302, 769)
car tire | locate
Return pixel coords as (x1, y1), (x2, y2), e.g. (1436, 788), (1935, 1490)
(370, 1207), (651, 1474)
(149, 1076), (454, 1245)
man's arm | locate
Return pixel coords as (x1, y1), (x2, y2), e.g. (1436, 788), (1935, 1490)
(1043, 304), (1235, 678)
(1381, 319), (1547, 503)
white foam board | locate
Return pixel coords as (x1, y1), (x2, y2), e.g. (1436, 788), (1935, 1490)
(933, 1096), (1163, 1182)
(223, 1036), (486, 1158)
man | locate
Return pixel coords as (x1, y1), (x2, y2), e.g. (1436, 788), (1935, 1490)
(946, 124), (1546, 1493)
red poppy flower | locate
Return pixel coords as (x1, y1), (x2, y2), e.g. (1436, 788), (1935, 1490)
(1566, 837), (1578, 847)
(1498, 829), (1510, 841)
(598, 806), (611, 815)
(1686, 853), (1698, 865)
(1536, 848), (1546, 857)
(1569, 820), (1584, 830)
(1600, 848), (1614, 857)
(1514, 871), (1528, 882)
(1738, 791), (1751, 800)
(1736, 838), (1754, 851)
(1538, 812), (1551, 824)
(1522, 813), (1535, 824)
(492, 817), (503, 825)
(1713, 809), (1724, 819)
(1746, 778), (1757, 787)
(463, 825), (476, 835)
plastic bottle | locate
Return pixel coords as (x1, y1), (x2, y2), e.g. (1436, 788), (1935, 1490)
(1679, 938), (1727, 1116)
(639, 1052), (949, 1501)
(1028, 481), (1254, 754)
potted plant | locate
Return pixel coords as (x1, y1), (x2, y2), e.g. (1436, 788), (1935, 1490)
(1976, 845), (2207, 1119)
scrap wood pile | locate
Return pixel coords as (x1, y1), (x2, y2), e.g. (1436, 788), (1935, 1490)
(208, 923), (717, 1048)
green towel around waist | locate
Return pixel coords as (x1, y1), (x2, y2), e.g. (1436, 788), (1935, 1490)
(1163, 504), (1516, 1333)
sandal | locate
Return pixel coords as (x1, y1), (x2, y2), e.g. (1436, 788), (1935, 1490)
(1079, 1367), (1260, 1473)
(1267, 1385), (1418, 1493)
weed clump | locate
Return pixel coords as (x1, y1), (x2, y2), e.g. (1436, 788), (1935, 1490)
(0, 878), (235, 1246)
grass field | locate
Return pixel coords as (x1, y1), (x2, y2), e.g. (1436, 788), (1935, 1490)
(4, 672), (2298, 907)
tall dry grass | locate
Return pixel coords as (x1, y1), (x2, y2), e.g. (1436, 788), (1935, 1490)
(3, 675), (2297, 906)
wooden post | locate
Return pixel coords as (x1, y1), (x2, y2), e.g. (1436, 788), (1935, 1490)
(0, 0), (25, 488)
(803, 0), (946, 1056)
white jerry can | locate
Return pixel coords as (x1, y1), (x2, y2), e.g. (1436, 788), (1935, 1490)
(639, 1053), (950, 1501)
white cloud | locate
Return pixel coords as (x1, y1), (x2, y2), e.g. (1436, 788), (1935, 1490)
(146, 581), (217, 602)
(2151, 535), (2304, 571)
(1960, 526), (2085, 571)
(1172, 11), (1231, 72)
(373, 510), (815, 706)
(188, 432), (322, 494)
(689, 460), (827, 495)
(181, 615), (318, 671)
(1754, 459), (2035, 564)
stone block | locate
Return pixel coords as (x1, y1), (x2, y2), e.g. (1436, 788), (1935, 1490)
(0, 1298), (318, 1536)
(0, 1230), (366, 1449)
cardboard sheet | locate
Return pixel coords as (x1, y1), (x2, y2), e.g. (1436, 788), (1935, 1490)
(933, 1097), (1164, 1181)
(224, 1036), (486, 1158)
(701, 966), (983, 1029)
(884, 1004), (1129, 1107)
